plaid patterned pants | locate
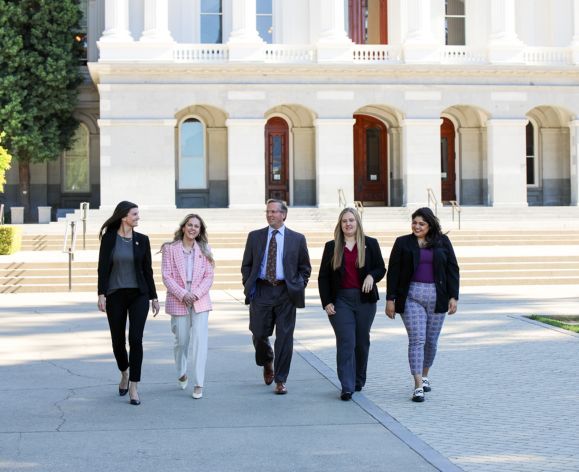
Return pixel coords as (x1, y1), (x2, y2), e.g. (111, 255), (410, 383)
(401, 282), (447, 375)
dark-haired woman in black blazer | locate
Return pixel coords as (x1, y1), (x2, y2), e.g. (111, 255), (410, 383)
(97, 201), (159, 405)
(318, 208), (386, 401)
(385, 207), (459, 403)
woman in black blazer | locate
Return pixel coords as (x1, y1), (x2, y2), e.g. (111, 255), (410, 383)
(318, 208), (386, 400)
(385, 207), (459, 403)
(97, 201), (159, 405)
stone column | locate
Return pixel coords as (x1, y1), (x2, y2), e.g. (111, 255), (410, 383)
(226, 119), (266, 208)
(316, 0), (353, 62)
(401, 119), (442, 206)
(486, 119), (528, 206)
(315, 118), (356, 208)
(97, 118), (176, 210)
(570, 0), (579, 64)
(140, 0), (173, 42)
(403, 0), (438, 63)
(227, 0), (264, 61)
(569, 120), (579, 205)
(99, 0), (132, 42)
(487, 0), (524, 63)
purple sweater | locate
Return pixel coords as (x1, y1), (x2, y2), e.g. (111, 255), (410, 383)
(411, 248), (435, 283)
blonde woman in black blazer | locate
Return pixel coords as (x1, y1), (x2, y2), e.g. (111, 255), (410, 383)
(97, 201), (159, 405)
(318, 208), (385, 401)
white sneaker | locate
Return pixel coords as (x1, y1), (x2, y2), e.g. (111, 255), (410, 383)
(178, 376), (188, 390)
(192, 386), (203, 399)
(412, 388), (425, 402)
(422, 377), (431, 392)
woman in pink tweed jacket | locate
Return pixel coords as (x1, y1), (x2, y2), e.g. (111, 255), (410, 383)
(161, 213), (214, 399)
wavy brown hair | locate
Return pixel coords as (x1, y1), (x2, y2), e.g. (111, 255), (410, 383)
(99, 201), (138, 240)
(161, 213), (214, 266)
(332, 207), (365, 270)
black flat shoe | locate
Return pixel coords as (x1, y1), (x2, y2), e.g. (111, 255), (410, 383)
(129, 398), (141, 406)
(355, 385), (362, 392)
(119, 387), (129, 396)
(340, 392), (352, 401)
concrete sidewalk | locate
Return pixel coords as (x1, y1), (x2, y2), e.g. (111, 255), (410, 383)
(0, 291), (455, 472)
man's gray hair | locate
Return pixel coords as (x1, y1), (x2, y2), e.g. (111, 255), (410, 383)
(266, 198), (288, 214)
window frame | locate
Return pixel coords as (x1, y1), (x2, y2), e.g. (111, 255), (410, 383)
(256, 0), (273, 44)
(61, 123), (90, 194)
(526, 120), (540, 188)
(200, 0), (223, 44)
(178, 116), (208, 190)
(445, 0), (466, 46)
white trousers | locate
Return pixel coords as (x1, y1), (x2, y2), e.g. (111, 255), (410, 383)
(170, 310), (209, 387)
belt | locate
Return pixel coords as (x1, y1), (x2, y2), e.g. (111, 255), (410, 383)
(258, 279), (286, 287)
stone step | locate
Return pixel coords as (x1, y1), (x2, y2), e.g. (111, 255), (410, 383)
(1, 275), (577, 294)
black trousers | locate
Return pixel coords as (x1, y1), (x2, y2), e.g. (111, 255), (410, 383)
(249, 282), (296, 384)
(105, 288), (149, 382)
(328, 288), (376, 393)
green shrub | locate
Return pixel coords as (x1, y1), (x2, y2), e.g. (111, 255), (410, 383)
(0, 225), (22, 255)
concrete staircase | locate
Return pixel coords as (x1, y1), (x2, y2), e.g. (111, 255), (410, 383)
(3, 206), (579, 293)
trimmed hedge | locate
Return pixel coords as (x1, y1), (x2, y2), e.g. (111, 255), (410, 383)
(0, 225), (22, 255)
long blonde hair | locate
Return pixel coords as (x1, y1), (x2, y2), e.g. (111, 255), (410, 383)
(332, 208), (365, 270)
(160, 213), (215, 266)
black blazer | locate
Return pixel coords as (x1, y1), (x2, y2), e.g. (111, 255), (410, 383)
(97, 230), (158, 299)
(241, 226), (311, 308)
(386, 234), (459, 314)
(318, 236), (386, 308)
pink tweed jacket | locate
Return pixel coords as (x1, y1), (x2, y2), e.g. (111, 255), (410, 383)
(162, 241), (214, 315)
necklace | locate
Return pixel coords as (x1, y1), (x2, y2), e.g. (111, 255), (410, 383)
(119, 232), (132, 243)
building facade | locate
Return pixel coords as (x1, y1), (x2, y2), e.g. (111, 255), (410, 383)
(4, 0), (579, 214)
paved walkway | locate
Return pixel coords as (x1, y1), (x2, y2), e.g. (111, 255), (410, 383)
(2, 285), (578, 471)
(0, 291), (451, 472)
(296, 285), (579, 472)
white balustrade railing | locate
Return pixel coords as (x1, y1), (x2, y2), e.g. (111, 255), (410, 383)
(441, 46), (487, 64)
(523, 47), (571, 65)
(171, 43), (573, 67)
(352, 45), (402, 63)
(173, 44), (229, 62)
(264, 45), (315, 63)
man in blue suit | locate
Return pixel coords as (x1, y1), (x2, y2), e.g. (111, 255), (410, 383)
(241, 199), (311, 394)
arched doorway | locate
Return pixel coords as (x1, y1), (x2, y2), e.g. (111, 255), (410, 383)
(265, 117), (289, 203)
(440, 117), (457, 202)
(353, 114), (388, 204)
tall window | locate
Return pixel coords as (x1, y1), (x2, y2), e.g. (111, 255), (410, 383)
(348, 0), (388, 44)
(257, 0), (273, 44)
(200, 0), (222, 43)
(179, 118), (206, 189)
(75, 0), (88, 64)
(63, 124), (90, 193)
(526, 122), (536, 186)
(445, 0), (465, 45)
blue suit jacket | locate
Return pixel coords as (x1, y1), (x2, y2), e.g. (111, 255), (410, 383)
(241, 226), (311, 308)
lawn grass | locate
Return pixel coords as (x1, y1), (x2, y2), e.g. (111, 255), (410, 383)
(529, 315), (579, 333)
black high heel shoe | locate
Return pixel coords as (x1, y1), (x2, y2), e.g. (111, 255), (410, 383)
(128, 382), (140, 405)
(118, 373), (129, 396)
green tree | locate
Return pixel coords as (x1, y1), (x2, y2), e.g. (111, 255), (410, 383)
(0, 0), (83, 219)
(0, 132), (12, 193)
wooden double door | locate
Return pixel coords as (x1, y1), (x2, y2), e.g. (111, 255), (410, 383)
(440, 118), (457, 202)
(265, 117), (289, 203)
(354, 114), (388, 204)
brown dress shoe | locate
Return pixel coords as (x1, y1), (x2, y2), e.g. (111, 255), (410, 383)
(274, 382), (287, 395)
(263, 362), (274, 385)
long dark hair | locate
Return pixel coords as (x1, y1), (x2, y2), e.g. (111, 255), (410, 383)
(99, 201), (138, 240)
(411, 207), (443, 247)
(160, 213), (215, 266)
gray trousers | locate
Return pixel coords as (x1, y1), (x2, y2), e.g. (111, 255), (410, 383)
(401, 282), (447, 375)
(328, 288), (377, 393)
(249, 282), (296, 384)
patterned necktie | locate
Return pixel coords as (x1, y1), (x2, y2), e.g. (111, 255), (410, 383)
(266, 229), (278, 283)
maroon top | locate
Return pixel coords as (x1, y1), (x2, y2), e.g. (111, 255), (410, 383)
(340, 244), (361, 289)
(411, 248), (435, 283)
